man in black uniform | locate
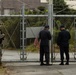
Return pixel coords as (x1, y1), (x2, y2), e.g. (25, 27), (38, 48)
(0, 29), (5, 66)
(57, 25), (71, 65)
(39, 25), (51, 65)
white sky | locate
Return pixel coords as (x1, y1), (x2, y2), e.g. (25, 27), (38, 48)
(64, 0), (76, 9)
(40, 0), (48, 3)
(41, 0), (76, 9)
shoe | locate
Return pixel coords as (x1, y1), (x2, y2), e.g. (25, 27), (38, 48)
(59, 63), (64, 65)
(0, 62), (2, 66)
(65, 63), (69, 65)
(46, 64), (52, 66)
(40, 63), (45, 66)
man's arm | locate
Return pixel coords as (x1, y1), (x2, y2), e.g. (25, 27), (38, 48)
(38, 32), (41, 41)
(57, 32), (61, 46)
(48, 31), (52, 40)
(68, 32), (71, 40)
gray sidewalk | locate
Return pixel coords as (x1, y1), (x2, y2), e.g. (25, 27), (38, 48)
(2, 50), (76, 62)
(4, 62), (76, 75)
(1, 50), (76, 75)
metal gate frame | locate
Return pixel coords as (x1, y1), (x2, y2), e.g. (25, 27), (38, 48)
(52, 15), (76, 63)
(1, 0), (76, 63)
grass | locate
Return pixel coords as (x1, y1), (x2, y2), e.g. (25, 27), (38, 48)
(0, 66), (6, 75)
(23, 44), (76, 53)
(3, 43), (75, 53)
(26, 44), (39, 52)
(53, 44), (75, 52)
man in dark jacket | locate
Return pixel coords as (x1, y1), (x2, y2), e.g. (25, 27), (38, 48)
(57, 25), (71, 65)
(0, 29), (5, 66)
(39, 25), (51, 65)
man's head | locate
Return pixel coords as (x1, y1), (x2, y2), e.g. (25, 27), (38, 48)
(44, 25), (49, 30)
(60, 25), (65, 30)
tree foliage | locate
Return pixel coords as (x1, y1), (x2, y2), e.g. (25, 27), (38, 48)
(1, 17), (20, 48)
(53, 0), (76, 14)
(1, 0), (76, 48)
(53, 0), (76, 30)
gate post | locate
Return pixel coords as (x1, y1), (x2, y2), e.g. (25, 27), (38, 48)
(20, 3), (27, 61)
(48, 0), (53, 64)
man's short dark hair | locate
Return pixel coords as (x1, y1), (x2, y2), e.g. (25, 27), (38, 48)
(45, 25), (49, 28)
(60, 25), (65, 28)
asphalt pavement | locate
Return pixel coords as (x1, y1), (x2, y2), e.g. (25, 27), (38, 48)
(1, 50), (76, 75)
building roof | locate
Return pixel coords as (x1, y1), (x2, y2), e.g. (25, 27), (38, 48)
(1, 0), (47, 9)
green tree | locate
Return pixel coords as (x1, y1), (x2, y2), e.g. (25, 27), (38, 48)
(37, 6), (47, 14)
(1, 17), (20, 48)
(53, 0), (76, 14)
(54, 0), (69, 14)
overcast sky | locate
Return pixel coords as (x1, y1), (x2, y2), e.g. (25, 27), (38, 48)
(40, 0), (48, 3)
(65, 0), (76, 9)
(40, 0), (76, 9)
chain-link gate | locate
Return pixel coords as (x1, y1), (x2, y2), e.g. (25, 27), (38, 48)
(52, 16), (76, 63)
(1, 17), (21, 62)
(0, 0), (76, 64)
(0, 15), (49, 62)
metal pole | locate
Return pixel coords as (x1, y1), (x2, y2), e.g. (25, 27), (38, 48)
(22, 3), (25, 61)
(74, 18), (76, 59)
(48, 0), (53, 64)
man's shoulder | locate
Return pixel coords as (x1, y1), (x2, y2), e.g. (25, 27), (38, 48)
(61, 30), (70, 35)
(64, 30), (70, 34)
(0, 34), (5, 39)
(39, 30), (43, 33)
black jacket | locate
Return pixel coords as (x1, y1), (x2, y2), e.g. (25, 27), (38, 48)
(39, 29), (51, 46)
(57, 30), (71, 47)
(0, 34), (4, 44)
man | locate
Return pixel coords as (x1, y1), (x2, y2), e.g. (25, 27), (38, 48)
(57, 25), (71, 65)
(39, 25), (51, 66)
(0, 29), (5, 66)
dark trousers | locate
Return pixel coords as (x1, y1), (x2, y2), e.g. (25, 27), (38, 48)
(40, 45), (50, 64)
(0, 45), (2, 64)
(60, 46), (69, 63)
